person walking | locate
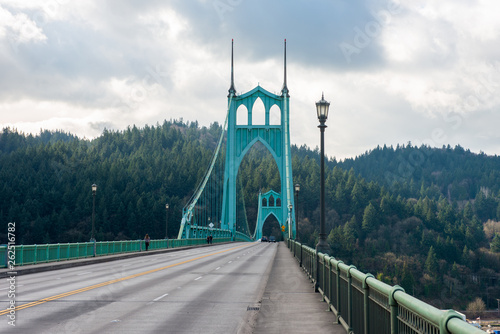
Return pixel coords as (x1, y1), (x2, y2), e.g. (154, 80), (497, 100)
(144, 234), (151, 251)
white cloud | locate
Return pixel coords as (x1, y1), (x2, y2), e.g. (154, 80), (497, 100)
(0, 0), (499, 160)
(0, 5), (47, 44)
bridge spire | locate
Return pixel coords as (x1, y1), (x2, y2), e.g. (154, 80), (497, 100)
(228, 39), (236, 96)
(282, 39), (289, 97)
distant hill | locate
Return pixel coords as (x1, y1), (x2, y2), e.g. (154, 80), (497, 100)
(336, 144), (500, 221)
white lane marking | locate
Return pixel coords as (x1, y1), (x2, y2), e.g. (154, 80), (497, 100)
(194, 276), (203, 281)
(228, 261), (232, 264)
(153, 293), (169, 301)
(215, 267), (221, 270)
(77, 271), (92, 276)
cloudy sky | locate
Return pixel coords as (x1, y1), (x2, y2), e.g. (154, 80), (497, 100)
(0, 0), (499, 159)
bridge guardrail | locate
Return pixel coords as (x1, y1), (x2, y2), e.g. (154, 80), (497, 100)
(235, 231), (254, 242)
(287, 239), (486, 334)
(0, 237), (232, 268)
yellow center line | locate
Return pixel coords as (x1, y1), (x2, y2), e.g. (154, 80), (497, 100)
(0, 243), (252, 315)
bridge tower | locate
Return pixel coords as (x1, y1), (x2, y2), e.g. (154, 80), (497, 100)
(221, 40), (296, 240)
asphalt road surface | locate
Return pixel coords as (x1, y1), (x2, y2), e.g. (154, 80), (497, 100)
(0, 242), (277, 333)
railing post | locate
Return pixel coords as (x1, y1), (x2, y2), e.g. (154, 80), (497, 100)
(325, 256), (331, 310)
(388, 285), (405, 334)
(347, 265), (356, 333)
(335, 260), (343, 323)
(439, 310), (464, 334)
(363, 273), (374, 334)
(328, 257), (334, 311)
(322, 254), (328, 301)
(299, 242), (302, 267)
(34, 244), (37, 265)
(314, 250), (319, 292)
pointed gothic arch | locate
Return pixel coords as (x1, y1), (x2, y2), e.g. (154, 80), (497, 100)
(237, 105), (248, 125)
(269, 104), (281, 125)
(252, 97), (265, 125)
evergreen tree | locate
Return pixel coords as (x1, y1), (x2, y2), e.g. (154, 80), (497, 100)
(425, 246), (438, 275)
(362, 202), (378, 233)
(400, 262), (415, 295)
(491, 233), (500, 253)
(344, 215), (358, 252)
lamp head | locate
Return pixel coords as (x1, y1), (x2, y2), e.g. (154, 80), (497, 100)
(316, 93), (330, 122)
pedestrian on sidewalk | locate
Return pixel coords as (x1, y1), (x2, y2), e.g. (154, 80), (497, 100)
(144, 234), (151, 251)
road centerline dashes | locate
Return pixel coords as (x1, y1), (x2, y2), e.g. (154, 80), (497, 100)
(153, 293), (169, 301)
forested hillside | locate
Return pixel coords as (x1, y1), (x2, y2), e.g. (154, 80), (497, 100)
(1, 123), (499, 310)
(338, 144), (500, 215)
(0, 121), (219, 243)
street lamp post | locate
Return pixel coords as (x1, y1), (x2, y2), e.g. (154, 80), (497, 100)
(316, 93), (330, 255)
(165, 203), (169, 239)
(288, 204), (293, 240)
(295, 183), (300, 241)
(91, 184), (97, 243)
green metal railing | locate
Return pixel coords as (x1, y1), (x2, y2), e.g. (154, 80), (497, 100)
(287, 239), (486, 334)
(235, 231), (254, 242)
(0, 237), (232, 268)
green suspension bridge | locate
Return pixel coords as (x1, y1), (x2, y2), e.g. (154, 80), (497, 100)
(177, 39), (296, 243)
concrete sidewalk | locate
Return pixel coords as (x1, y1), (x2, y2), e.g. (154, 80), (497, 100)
(251, 242), (345, 334)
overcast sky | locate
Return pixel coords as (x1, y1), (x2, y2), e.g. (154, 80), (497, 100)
(0, 0), (499, 160)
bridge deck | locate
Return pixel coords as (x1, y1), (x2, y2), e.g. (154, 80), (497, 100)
(1, 242), (345, 333)
(250, 242), (344, 334)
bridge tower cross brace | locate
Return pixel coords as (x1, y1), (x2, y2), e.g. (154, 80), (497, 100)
(221, 40), (296, 240)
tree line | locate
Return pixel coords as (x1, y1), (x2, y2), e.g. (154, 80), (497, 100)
(1, 123), (499, 310)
